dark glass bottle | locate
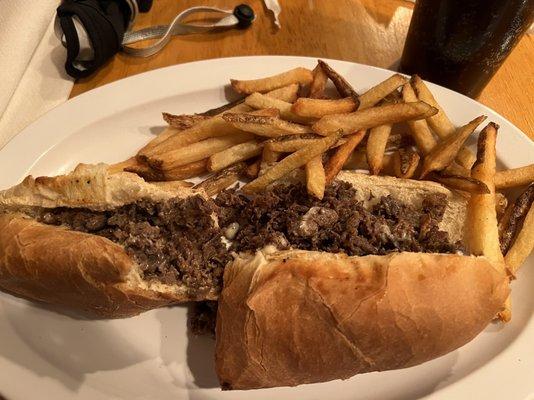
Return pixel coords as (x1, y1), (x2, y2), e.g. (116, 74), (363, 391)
(400, 0), (534, 98)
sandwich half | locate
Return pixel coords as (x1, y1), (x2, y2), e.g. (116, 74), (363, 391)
(0, 165), (508, 389)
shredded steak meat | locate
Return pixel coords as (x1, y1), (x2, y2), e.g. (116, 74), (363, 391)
(215, 181), (464, 255)
(36, 182), (463, 296)
(37, 196), (230, 295)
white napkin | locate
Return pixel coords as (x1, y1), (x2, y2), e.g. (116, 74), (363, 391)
(0, 1), (74, 149)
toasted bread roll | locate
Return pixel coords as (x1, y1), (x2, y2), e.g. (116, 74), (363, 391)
(215, 249), (509, 389)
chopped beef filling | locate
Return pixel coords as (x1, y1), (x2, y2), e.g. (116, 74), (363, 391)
(36, 181), (464, 296)
(37, 196), (230, 295)
(215, 181), (464, 255)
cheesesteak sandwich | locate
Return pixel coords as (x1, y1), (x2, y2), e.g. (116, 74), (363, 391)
(0, 164), (509, 388)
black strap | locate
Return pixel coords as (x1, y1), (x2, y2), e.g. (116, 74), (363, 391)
(57, 0), (128, 78)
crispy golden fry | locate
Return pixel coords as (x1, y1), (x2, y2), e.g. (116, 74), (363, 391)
(402, 83), (437, 154)
(495, 192), (508, 219)
(137, 126), (182, 155)
(366, 124), (393, 175)
(139, 103), (251, 159)
(266, 83), (300, 103)
(291, 97), (356, 118)
(358, 74), (408, 110)
(124, 163), (165, 181)
(200, 84), (300, 117)
(108, 157), (140, 174)
(495, 164), (534, 189)
(154, 132), (254, 171)
(466, 123), (509, 320)
(162, 113), (210, 130)
(222, 112), (312, 137)
(306, 156), (326, 199)
(231, 67), (313, 94)
(325, 130), (367, 184)
(199, 98), (245, 117)
(435, 174), (491, 194)
(151, 180), (194, 189)
(245, 93), (314, 124)
(392, 148), (420, 179)
(499, 183), (534, 254)
(312, 102), (437, 136)
(266, 134), (324, 152)
(411, 75), (476, 169)
(505, 201), (534, 274)
(420, 116), (486, 178)
(245, 158), (261, 179)
(243, 132), (342, 193)
(262, 145), (281, 164)
(309, 64), (328, 99)
(207, 140), (264, 172)
(317, 60), (359, 105)
(194, 162), (246, 196)
(344, 151), (395, 175)
(126, 159), (207, 181)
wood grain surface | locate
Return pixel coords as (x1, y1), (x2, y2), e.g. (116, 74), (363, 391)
(70, 0), (534, 139)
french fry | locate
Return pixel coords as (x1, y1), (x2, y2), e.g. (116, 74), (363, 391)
(137, 126), (182, 155)
(162, 113), (210, 130)
(495, 164), (534, 189)
(154, 132), (254, 170)
(392, 148), (420, 179)
(151, 180), (194, 189)
(207, 140), (264, 172)
(366, 124), (393, 175)
(317, 59), (359, 105)
(411, 75), (476, 169)
(344, 151), (395, 175)
(466, 123), (508, 320)
(194, 163), (246, 196)
(265, 83), (300, 103)
(505, 202), (534, 274)
(108, 157), (140, 174)
(306, 156), (326, 199)
(126, 159), (207, 181)
(124, 163), (165, 181)
(163, 159), (208, 180)
(357, 74), (408, 110)
(434, 174), (491, 194)
(291, 97), (356, 118)
(245, 93), (313, 124)
(262, 145), (281, 164)
(231, 67), (313, 94)
(325, 130), (367, 184)
(139, 103), (251, 159)
(222, 113), (312, 137)
(199, 98), (245, 117)
(499, 183), (534, 254)
(199, 83), (299, 117)
(266, 134), (324, 152)
(245, 158), (261, 179)
(309, 64), (328, 99)
(420, 115), (486, 178)
(312, 102), (437, 136)
(402, 83), (437, 154)
(243, 132), (342, 193)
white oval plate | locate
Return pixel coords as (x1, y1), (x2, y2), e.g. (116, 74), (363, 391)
(0, 56), (532, 400)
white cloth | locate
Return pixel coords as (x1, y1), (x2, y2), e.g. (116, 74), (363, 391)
(0, 1), (74, 149)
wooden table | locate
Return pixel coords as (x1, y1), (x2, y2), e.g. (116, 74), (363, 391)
(70, 0), (534, 139)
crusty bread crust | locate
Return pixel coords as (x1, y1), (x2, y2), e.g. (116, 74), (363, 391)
(0, 163), (195, 212)
(0, 214), (217, 318)
(215, 249), (509, 389)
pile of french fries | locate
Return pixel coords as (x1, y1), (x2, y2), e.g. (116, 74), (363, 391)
(111, 61), (534, 320)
